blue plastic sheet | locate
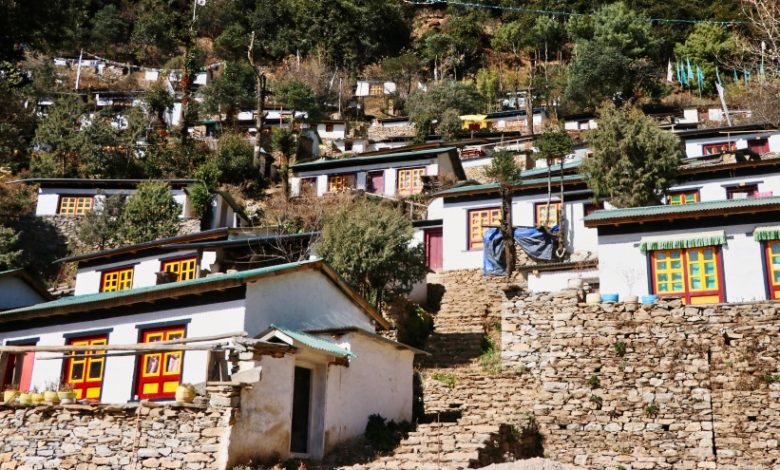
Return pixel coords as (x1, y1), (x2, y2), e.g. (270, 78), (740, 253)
(483, 226), (559, 276)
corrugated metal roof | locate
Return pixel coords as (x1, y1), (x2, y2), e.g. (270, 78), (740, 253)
(291, 147), (456, 171)
(3, 260), (322, 316)
(436, 173), (584, 196)
(584, 196), (780, 223)
(519, 160), (583, 178)
(268, 325), (356, 357)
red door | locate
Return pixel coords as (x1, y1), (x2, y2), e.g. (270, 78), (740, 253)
(2, 341), (36, 391)
(367, 171), (385, 194)
(136, 326), (185, 400)
(424, 228), (443, 272)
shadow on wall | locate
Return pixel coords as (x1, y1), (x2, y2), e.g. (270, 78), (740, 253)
(472, 422), (545, 468)
(14, 216), (68, 281)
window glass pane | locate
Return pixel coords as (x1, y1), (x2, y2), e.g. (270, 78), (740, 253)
(705, 277), (716, 289)
(703, 250), (714, 260)
(672, 273), (683, 281)
(165, 354), (181, 374)
(671, 260), (682, 269)
(658, 284), (668, 292)
(704, 264), (715, 274)
(656, 252), (667, 260)
(774, 272), (780, 283)
(657, 262), (667, 270)
(689, 250), (699, 261)
(689, 264), (700, 275)
(145, 355), (160, 374)
(691, 278), (701, 289)
(88, 361), (102, 380)
(771, 243), (780, 255)
(672, 282), (683, 291)
(70, 362), (85, 381)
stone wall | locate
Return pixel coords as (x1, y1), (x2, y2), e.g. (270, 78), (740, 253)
(502, 291), (780, 469)
(0, 387), (238, 470)
(366, 123), (416, 142)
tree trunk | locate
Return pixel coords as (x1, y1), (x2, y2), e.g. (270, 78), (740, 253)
(500, 184), (515, 277)
(526, 53), (535, 136)
(545, 158), (552, 226)
(255, 73), (267, 177)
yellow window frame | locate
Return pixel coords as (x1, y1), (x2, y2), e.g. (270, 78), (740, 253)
(58, 196), (94, 215)
(652, 250), (686, 294)
(768, 241), (780, 288)
(397, 167), (426, 195)
(685, 247), (719, 292)
(535, 202), (561, 227)
(68, 339), (88, 382)
(328, 174), (356, 193)
(669, 191), (699, 205)
(86, 338), (106, 381)
(162, 257), (197, 282)
(162, 330), (184, 376)
(101, 268), (134, 292)
(468, 207), (501, 250)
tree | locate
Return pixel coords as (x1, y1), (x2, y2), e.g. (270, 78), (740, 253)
(271, 128), (297, 200)
(581, 103), (682, 208)
(145, 81), (175, 128)
(564, 2), (662, 110)
(31, 96), (86, 178)
(0, 80), (36, 173)
(380, 52), (421, 98)
(535, 129), (573, 226)
(674, 24), (736, 95)
(406, 80), (482, 141)
(215, 133), (254, 185)
(120, 181), (181, 244)
(202, 61), (256, 128)
(78, 194), (127, 251)
(317, 198), (427, 312)
(484, 150), (520, 276)
(0, 226), (21, 271)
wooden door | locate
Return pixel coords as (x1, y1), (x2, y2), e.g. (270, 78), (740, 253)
(367, 171), (384, 194)
(65, 336), (107, 400)
(424, 228), (443, 272)
(136, 326), (185, 400)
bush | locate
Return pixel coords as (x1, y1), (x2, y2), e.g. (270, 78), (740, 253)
(120, 181), (181, 244)
(363, 414), (410, 453)
(215, 133), (254, 185)
(480, 336), (502, 376)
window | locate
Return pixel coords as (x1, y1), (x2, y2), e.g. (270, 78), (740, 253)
(65, 335), (107, 401)
(324, 123), (334, 132)
(136, 326), (185, 400)
(668, 191), (700, 205)
(726, 184), (759, 200)
(327, 174), (356, 193)
(650, 247), (724, 304)
(300, 178), (317, 194)
(161, 257), (197, 282)
(749, 138), (770, 154)
(58, 196), (94, 215)
(468, 207), (501, 250)
(535, 202), (561, 227)
(764, 241), (780, 299)
(397, 167), (426, 195)
(100, 267), (134, 292)
(703, 142), (736, 155)
(369, 83), (384, 96)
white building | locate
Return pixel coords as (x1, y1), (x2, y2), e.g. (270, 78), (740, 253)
(316, 120), (348, 141)
(355, 80), (397, 97)
(289, 146), (466, 198)
(0, 260), (421, 460)
(20, 178), (247, 230)
(675, 124), (780, 158)
(0, 270), (53, 311)
(586, 197), (780, 303)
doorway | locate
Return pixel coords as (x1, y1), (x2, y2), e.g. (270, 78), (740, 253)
(290, 366), (312, 454)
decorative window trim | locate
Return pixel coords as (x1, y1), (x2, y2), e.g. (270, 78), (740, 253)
(467, 207), (501, 251)
(535, 201), (561, 227)
(161, 256), (198, 282)
(396, 167), (426, 196)
(100, 267), (134, 293)
(58, 195), (94, 215)
(649, 246), (725, 304)
(668, 190), (700, 205)
(327, 173), (356, 193)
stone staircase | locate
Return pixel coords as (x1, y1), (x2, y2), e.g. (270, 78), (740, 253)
(345, 270), (536, 469)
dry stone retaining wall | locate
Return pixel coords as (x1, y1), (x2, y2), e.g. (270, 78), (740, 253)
(502, 291), (780, 469)
(0, 387), (239, 470)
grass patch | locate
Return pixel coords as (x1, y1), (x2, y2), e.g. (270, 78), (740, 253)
(480, 336), (502, 376)
(431, 372), (456, 389)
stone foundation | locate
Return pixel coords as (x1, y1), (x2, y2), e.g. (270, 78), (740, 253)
(0, 388), (239, 470)
(502, 291), (780, 469)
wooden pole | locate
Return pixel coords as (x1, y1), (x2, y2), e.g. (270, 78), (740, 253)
(0, 342), (230, 354)
(37, 347), (227, 361)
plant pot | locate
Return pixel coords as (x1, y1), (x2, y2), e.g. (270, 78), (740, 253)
(44, 391), (60, 404)
(18, 393), (31, 405)
(57, 391), (76, 401)
(586, 293), (601, 304)
(567, 278), (583, 289)
(175, 384), (196, 403)
(30, 393), (44, 405)
(3, 390), (18, 403)
(641, 295), (659, 305)
(624, 295), (639, 304)
(601, 293), (619, 303)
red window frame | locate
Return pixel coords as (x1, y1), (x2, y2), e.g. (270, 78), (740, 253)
(649, 247), (725, 305)
(64, 335), (107, 401)
(764, 241), (780, 300)
(135, 326), (186, 400)
(726, 184), (759, 200)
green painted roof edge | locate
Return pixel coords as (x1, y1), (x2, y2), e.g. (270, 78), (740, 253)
(436, 173), (584, 196)
(270, 324), (356, 358)
(584, 197), (780, 222)
(2, 259), (322, 316)
(753, 225), (780, 241)
(639, 232), (727, 254)
(291, 147), (456, 170)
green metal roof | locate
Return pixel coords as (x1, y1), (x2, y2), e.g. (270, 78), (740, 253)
(291, 147), (456, 171)
(584, 196), (780, 224)
(436, 173), (584, 197)
(519, 159), (583, 178)
(3, 260), (322, 316)
(269, 324), (356, 357)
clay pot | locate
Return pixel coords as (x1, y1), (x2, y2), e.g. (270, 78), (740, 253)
(3, 390), (18, 403)
(44, 391), (60, 404)
(18, 393), (31, 405)
(175, 384), (196, 403)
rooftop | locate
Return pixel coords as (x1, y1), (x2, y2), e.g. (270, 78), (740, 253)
(291, 146), (457, 172)
(584, 196), (780, 227)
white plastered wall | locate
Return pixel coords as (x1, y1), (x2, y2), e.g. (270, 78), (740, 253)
(243, 270), (376, 334)
(669, 172), (780, 202)
(35, 187), (189, 218)
(0, 278), (46, 310)
(0, 299), (246, 403)
(597, 222), (778, 301)
(682, 132), (780, 158)
(322, 333), (415, 454)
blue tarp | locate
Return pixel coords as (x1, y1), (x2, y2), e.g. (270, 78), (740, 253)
(483, 226), (559, 276)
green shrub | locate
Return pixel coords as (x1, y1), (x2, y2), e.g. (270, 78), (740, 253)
(431, 372), (456, 389)
(363, 414), (410, 452)
(480, 336), (502, 376)
(614, 341), (627, 356)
